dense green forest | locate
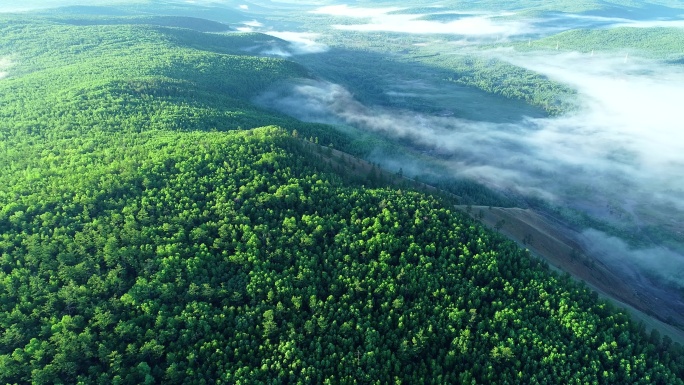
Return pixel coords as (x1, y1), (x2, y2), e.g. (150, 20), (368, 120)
(2, 13), (684, 384)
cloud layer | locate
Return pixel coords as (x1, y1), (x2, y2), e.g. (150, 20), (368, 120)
(311, 5), (534, 38)
(311, 5), (403, 18)
(263, 31), (329, 55)
(582, 229), (684, 289)
(497, 51), (684, 208)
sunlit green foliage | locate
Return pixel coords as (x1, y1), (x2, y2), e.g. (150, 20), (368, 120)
(3, 124), (684, 384)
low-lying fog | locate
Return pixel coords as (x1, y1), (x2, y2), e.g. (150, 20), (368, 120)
(257, 54), (684, 213)
(0, 58), (12, 79)
(312, 5), (535, 38)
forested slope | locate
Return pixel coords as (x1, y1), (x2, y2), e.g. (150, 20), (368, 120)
(1, 14), (684, 385)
